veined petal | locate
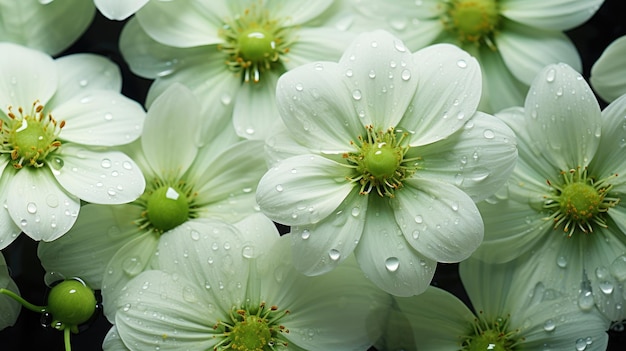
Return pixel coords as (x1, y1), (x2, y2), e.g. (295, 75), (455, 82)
(416, 111), (517, 202)
(283, 27), (354, 70)
(355, 197), (437, 296)
(0, 0), (95, 55)
(53, 144), (146, 205)
(406, 44), (482, 145)
(264, 128), (312, 166)
(395, 178), (483, 263)
(348, 0), (444, 21)
(268, 0), (334, 25)
(102, 326), (129, 351)
(136, 0), (227, 47)
(256, 154), (355, 226)
(0, 253), (20, 330)
(53, 90), (145, 146)
(232, 70), (281, 140)
(290, 189), (367, 275)
(339, 30), (419, 128)
(590, 95), (626, 182)
(525, 63), (601, 170)
(95, 0), (149, 20)
(7, 168), (80, 241)
(276, 61), (363, 153)
(114, 270), (220, 351)
(477, 48), (528, 113)
(497, 20), (582, 85)
(591, 35), (626, 103)
(459, 257), (516, 320)
(0, 42), (57, 110)
(142, 84), (200, 177)
(0, 170), (21, 250)
(37, 204), (144, 290)
(102, 233), (160, 322)
(500, 0), (604, 31)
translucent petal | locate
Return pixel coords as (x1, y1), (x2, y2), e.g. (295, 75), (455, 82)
(591, 35), (626, 103)
(0, 253), (20, 330)
(0, 170), (21, 250)
(477, 48), (528, 113)
(283, 27), (354, 70)
(590, 94), (626, 182)
(102, 326), (128, 351)
(232, 71), (281, 140)
(268, 0), (334, 25)
(95, 0), (149, 20)
(500, 0), (604, 31)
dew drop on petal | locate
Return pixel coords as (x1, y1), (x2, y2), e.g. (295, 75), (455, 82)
(328, 249), (341, 261)
(275, 184), (284, 192)
(599, 281), (614, 295)
(483, 129), (495, 139)
(295, 83), (304, 91)
(556, 256), (567, 268)
(414, 215), (423, 224)
(352, 89), (362, 101)
(345, 69), (353, 77)
(44, 271), (65, 287)
(26, 202), (37, 214)
(577, 289), (594, 311)
(610, 255), (626, 281)
(190, 230), (200, 241)
(385, 257), (400, 272)
(101, 158), (112, 168)
(543, 319), (556, 332)
(104, 112), (113, 121)
(242, 245), (255, 259)
(575, 338), (587, 351)
(351, 207), (360, 217)
(301, 229), (311, 240)
(182, 286), (197, 303)
(545, 68), (556, 82)
(368, 70), (376, 79)
(456, 59), (467, 68)
(401, 69), (411, 81)
(122, 257), (143, 276)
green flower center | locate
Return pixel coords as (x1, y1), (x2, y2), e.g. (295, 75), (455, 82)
(46, 279), (97, 328)
(218, 4), (294, 83)
(1, 101), (64, 169)
(136, 179), (197, 233)
(345, 125), (417, 198)
(461, 315), (521, 351)
(544, 167), (619, 235)
(443, 0), (500, 48)
(213, 303), (290, 351)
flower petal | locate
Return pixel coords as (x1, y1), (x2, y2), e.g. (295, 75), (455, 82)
(256, 154), (355, 226)
(37, 204), (144, 290)
(406, 44), (482, 145)
(283, 27), (354, 70)
(0, 170), (21, 250)
(590, 95), (626, 183)
(497, 20), (582, 85)
(394, 178), (483, 263)
(7, 168), (80, 241)
(477, 48), (528, 112)
(53, 144), (146, 204)
(524, 63), (601, 170)
(102, 326), (129, 351)
(290, 189), (367, 275)
(591, 35), (626, 103)
(0, 42), (57, 110)
(416, 111), (517, 202)
(339, 30), (419, 128)
(53, 90), (145, 146)
(355, 197), (437, 296)
(232, 71), (282, 140)
(95, 0), (149, 20)
(269, 0), (334, 25)
(0, 253), (20, 330)
(500, 0), (604, 31)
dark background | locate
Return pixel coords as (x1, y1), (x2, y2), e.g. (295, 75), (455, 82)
(2, 0), (626, 349)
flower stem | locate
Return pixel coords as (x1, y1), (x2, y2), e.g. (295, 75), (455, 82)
(64, 327), (72, 351)
(0, 288), (46, 313)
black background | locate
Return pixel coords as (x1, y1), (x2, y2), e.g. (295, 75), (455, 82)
(2, 0), (626, 349)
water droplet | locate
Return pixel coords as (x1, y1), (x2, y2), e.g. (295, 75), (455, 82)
(599, 281), (614, 295)
(107, 188), (117, 196)
(328, 249), (341, 261)
(411, 230), (420, 239)
(543, 319), (556, 332)
(190, 230), (200, 241)
(26, 202), (37, 214)
(301, 229), (310, 240)
(351, 207), (360, 217)
(577, 289), (594, 311)
(20, 219), (27, 227)
(352, 89), (362, 101)
(122, 257), (143, 276)
(610, 255), (626, 281)
(456, 59), (467, 68)
(104, 112), (113, 121)
(220, 93), (232, 105)
(400, 69), (411, 81)
(275, 184), (283, 192)
(385, 257), (400, 272)
(556, 256), (567, 268)
(483, 129), (495, 139)
(545, 68), (556, 82)
(393, 40), (407, 52)
(245, 128), (255, 135)
(371, 41), (378, 48)
(414, 215), (423, 224)
(575, 338), (587, 351)
(242, 245), (255, 259)
(122, 161), (133, 170)
(50, 157), (64, 170)
(182, 286), (197, 302)
(101, 158), (112, 168)
(345, 69), (353, 77)
(295, 83), (304, 91)
(368, 70), (376, 79)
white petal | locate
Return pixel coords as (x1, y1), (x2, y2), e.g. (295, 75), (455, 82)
(283, 27), (354, 70)
(355, 197), (437, 296)
(114, 270), (220, 350)
(232, 71), (281, 140)
(53, 145), (146, 204)
(264, 128), (312, 166)
(407, 44), (482, 145)
(256, 155), (355, 226)
(102, 233), (160, 322)
(7, 168), (80, 241)
(525, 63), (601, 170)
(53, 90), (145, 146)
(477, 48), (528, 112)
(497, 20), (582, 85)
(95, 0), (149, 20)
(339, 30), (419, 128)
(0, 1), (95, 55)
(591, 35), (626, 103)
(395, 179), (483, 263)
(0, 42), (57, 109)
(37, 204), (144, 290)
(142, 84), (200, 176)
(500, 0), (604, 31)
(269, 0), (333, 25)
(0, 170), (21, 250)
(276, 61), (362, 153)
(290, 189), (367, 275)
(591, 95), (626, 181)
(416, 111), (517, 202)
(102, 326), (130, 351)
(0, 253), (20, 330)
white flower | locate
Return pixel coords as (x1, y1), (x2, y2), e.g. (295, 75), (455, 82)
(0, 43), (146, 248)
(256, 30), (518, 296)
(0, 1), (96, 55)
(0, 253), (20, 331)
(375, 256), (610, 351)
(119, 0), (354, 140)
(94, 0), (148, 20)
(591, 35), (626, 103)
(475, 62), (626, 321)
(38, 83), (268, 321)
(112, 214), (391, 351)
(344, 0), (604, 112)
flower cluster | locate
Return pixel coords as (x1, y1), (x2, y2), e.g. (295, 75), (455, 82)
(0, 0), (625, 350)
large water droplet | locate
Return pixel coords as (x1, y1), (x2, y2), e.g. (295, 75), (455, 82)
(26, 202), (37, 214)
(101, 158), (112, 168)
(301, 229), (311, 240)
(328, 249), (341, 261)
(610, 255), (626, 281)
(414, 215), (423, 224)
(275, 184), (284, 192)
(385, 257), (400, 272)
(543, 319), (556, 332)
(401, 69), (411, 81)
(351, 207), (360, 217)
(242, 245), (255, 259)
(456, 59), (467, 68)
(545, 68), (556, 82)
(483, 129), (495, 139)
(122, 257), (143, 276)
(556, 256), (567, 268)
(577, 289), (594, 311)
(575, 338), (587, 351)
(352, 89), (362, 101)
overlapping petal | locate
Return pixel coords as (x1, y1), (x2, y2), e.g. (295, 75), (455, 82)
(0, 253), (20, 330)
(232, 70), (282, 140)
(500, 0), (604, 31)
(283, 27), (354, 71)
(95, 0), (149, 20)
(591, 35), (626, 103)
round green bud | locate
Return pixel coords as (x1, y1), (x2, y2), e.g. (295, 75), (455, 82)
(146, 186), (190, 232)
(46, 279), (97, 326)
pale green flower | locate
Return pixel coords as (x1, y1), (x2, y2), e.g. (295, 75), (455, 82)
(256, 30), (518, 296)
(376, 256), (610, 351)
(0, 0), (95, 55)
(344, 0), (603, 112)
(119, 0), (354, 140)
(94, 0), (148, 20)
(475, 62), (626, 322)
(0, 253), (20, 331)
(0, 43), (146, 248)
(38, 83), (267, 322)
(110, 214), (391, 351)
(591, 35), (626, 103)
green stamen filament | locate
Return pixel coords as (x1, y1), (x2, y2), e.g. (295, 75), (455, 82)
(344, 125), (418, 198)
(1, 101), (64, 169)
(443, 0), (500, 49)
(461, 313), (522, 351)
(544, 167), (619, 236)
